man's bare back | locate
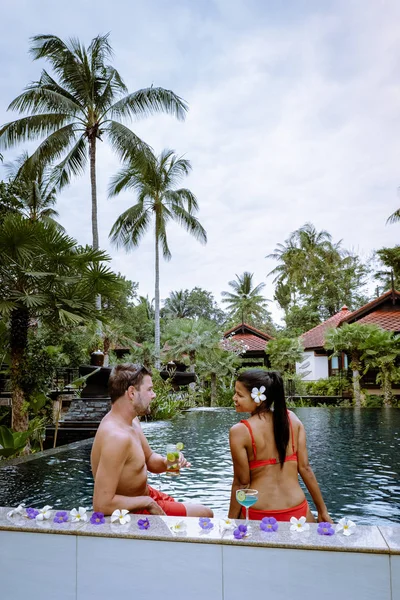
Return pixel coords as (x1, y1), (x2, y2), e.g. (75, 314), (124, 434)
(91, 363), (213, 518)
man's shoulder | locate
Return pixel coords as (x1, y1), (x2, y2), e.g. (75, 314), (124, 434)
(96, 421), (133, 449)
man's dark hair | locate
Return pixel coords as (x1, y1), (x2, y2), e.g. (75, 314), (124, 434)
(108, 363), (151, 403)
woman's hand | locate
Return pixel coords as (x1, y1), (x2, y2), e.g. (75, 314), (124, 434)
(318, 510), (333, 524)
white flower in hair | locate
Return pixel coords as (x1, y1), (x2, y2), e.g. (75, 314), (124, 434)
(251, 386), (266, 403)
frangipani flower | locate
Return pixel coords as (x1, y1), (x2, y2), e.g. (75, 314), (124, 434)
(169, 519), (187, 534)
(36, 505), (52, 521)
(70, 507), (88, 523)
(219, 518), (236, 533)
(251, 386), (266, 403)
(7, 503), (26, 517)
(111, 509), (131, 525)
(290, 516), (309, 533)
(335, 517), (356, 536)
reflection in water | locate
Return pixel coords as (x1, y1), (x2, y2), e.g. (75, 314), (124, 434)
(0, 408), (399, 524)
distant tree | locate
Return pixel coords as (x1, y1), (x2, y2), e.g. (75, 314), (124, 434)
(163, 287), (225, 323)
(163, 290), (191, 319)
(222, 272), (271, 325)
(361, 328), (400, 407)
(162, 318), (218, 373)
(109, 148), (207, 367)
(374, 246), (400, 291)
(268, 223), (368, 324)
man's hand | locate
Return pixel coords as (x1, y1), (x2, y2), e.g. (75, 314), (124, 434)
(178, 452), (191, 469)
(146, 499), (166, 515)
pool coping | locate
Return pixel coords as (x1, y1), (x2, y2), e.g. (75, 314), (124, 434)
(1, 508), (398, 555)
(0, 437), (94, 467)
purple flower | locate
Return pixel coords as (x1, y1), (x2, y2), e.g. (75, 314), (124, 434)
(199, 517), (214, 530)
(137, 518), (150, 530)
(260, 517), (278, 532)
(54, 511), (68, 523)
(317, 522), (335, 536)
(233, 524), (248, 540)
(26, 508), (39, 519)
(90, 512), (105, 525)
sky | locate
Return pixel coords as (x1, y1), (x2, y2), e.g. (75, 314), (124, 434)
(1, 0), (400, 324)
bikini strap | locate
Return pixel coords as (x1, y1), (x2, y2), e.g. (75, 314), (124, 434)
(288, 411), (295, 453)
(240, 419), (257, 461)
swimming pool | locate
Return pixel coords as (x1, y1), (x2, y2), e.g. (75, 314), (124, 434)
(0, 408), (399, 524)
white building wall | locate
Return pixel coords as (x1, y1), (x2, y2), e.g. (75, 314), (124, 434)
(296, 351), (329, 381)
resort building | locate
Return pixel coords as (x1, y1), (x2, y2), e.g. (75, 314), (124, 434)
(296, 289), (400, 383)
(222, 322), (273, 367)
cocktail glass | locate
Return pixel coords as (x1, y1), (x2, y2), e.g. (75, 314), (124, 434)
(166, 443), (181, 476)
(236, 489), (258, 524)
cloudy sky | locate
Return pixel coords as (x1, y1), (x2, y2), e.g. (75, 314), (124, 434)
(1, 0), (400, 323)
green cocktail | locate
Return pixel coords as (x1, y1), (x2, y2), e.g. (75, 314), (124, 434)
(166, 442), (183, 476)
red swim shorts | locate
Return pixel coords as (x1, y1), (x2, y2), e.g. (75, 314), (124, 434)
(242, 498), (309, 522)
(136, 485), (187, 517)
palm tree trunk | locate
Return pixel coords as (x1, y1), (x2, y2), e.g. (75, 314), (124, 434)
(382, 369), (393, 407)
(89, 135), (102, 330)
(154, 220), (161, 370)
(210, 372), (217, 407)
(89, 135), (99, 250)
(352, 369), (362, 408)
(10, 308), (29, 432)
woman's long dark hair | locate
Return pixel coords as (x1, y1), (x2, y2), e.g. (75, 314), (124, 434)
(237, 370), (289, 466)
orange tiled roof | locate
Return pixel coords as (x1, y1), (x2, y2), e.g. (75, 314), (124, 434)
(301, 306), (350, 349)
(229, 333), (269, 352)
(223, 322), (273, 340)
(353, 310), (400, 331)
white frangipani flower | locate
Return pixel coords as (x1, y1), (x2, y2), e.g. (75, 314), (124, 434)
(70, 507), (88, 523)
(7, 503), (26, 517)
(36, 505), (52, 521)
(290, 516), (309, 533)
(251, 386), (266, 403)
(335, 517), (356, 536)
(169, 520), (187, 533)
(111, 509), (131, 525)
(219, 518), (236, 533)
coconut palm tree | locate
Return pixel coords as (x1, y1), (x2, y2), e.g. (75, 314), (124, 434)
(360, 327), (400, 407)
(0, 33), (187, 250)
(163, 290), (191, 319)
(4, 152), (64, 229)
(109, 148), (207, 367)
(162, 318), (218, 373)
(0, 213), (120, 431)
(221, 272), (270, 325)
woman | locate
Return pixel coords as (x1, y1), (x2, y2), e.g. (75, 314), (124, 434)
(228, 370), (331, 522)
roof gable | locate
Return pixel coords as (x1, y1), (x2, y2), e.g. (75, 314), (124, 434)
(223, 322), (273, 341)
(301, 306), (350, 350)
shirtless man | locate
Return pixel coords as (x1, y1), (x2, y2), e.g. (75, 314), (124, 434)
(91, 363), (213, 517)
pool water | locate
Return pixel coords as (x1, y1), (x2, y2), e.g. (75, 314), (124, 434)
(0, 408), (399, 525)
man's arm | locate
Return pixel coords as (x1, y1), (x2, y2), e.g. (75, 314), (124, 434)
(228, 424), (251, 519)
(92, 432), (165, 515)
(134, 419), (191, 473)
(297, 422), (332, 523)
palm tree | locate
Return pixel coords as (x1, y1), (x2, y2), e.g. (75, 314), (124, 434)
(221, 272), (270, 325)
(4, 152), (64, 229)
(0, 33), (187, 250)
(163, 290), (191, 319)
(162, 318), (218, 373)
(0, 213), (120, 431)
(325, 323), (381, 408)
(265, 337), (304, 375)
(109, 148), (207, 367)
(361, 327), (400, 407)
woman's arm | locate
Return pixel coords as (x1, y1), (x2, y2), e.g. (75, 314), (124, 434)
(297, 422), (332, 523)
(228, 424), (251, 519)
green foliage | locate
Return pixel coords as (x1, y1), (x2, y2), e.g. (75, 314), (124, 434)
(374, 246), (400, 290)
(162, 287), (225, 323)
(265, 337), (304, 374)
(162, 318), (219, 368)
(0, 425), (30, 458)
(268, 223), (368, 325)
(303, 376), (352, 397)
(148, 373), (188, 420)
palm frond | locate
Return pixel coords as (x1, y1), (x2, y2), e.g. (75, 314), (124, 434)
(26, 123), (82, 172)
(387, 209), (400, 225)
(0, 114), (72, 149)
(8, 84), (81, 116)
(109, 205), (152, 250)
(108, 87), (188, 121)
(51, 134), (87, 189)
(106, 120), (151, 162)
(169, 204), (207, 244)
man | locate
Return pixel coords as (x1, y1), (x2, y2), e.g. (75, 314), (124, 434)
(91, 363), (213, 517)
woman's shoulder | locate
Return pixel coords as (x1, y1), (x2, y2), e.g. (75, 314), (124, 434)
(287, 410), (302, 426)
(229, 420), (250, 437)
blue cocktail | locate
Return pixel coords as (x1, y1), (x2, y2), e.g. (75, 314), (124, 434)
(236, 489), (258, 523)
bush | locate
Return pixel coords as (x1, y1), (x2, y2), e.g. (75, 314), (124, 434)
(303, 376), (351, 397)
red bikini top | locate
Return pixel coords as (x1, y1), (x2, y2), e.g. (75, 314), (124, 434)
(240, 414), (297, 469)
